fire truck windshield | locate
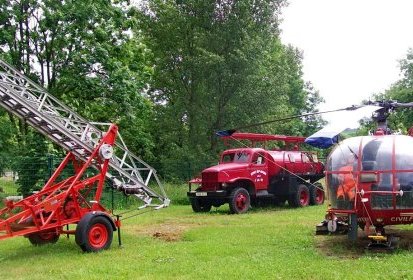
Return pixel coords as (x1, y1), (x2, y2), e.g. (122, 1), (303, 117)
(222, 151), (250, 163)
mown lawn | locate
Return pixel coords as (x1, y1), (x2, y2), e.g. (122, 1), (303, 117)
(1, 202), (413, 279)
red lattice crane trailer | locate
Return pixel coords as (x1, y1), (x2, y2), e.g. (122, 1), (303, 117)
(0, 59), (169, 252)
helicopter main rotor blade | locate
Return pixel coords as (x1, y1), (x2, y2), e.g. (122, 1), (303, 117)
(305, 105), (383, 149)
(216, 105), (363, 137)
(366, 100), (413, 109)
(391, 102), (413, 108)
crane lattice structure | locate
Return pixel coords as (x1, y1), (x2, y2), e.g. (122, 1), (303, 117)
(0, 59), (169, 251)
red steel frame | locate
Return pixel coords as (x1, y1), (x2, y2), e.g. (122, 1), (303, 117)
(0, 124), (118, 240)
(221, 132), (305, 150)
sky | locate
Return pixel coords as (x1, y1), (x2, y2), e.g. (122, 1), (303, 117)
(280, 0), (413, 125)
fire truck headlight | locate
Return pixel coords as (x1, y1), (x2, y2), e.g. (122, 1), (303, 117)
(221, 183), (228, 188)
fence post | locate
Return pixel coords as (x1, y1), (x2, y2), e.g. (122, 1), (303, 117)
(47, 154), (54, 178)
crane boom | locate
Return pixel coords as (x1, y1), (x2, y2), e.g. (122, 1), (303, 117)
(0, 59), (169, 208)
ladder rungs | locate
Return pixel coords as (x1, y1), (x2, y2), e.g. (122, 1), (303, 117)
(24, 112), (36, 118)
(0, 95), (11, 101)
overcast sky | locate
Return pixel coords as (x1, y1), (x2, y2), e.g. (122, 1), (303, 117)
(280, 0), (413, 125)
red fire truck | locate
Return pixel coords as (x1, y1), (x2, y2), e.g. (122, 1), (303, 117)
(187, 133), (325, 214)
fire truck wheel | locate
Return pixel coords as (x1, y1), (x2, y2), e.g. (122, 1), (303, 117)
(27, 230), (60, 246)
(75, 214), (113, 252)
(229, 187), (250, 214)
(288, 184), (310, 207)
(309, 183), (325, 205)
(191, 198), (212, 212)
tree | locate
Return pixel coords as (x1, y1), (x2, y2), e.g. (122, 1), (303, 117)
(383, 48), (413, 133)
(140, 0), (323, 179)
(0, 0), (155, 192)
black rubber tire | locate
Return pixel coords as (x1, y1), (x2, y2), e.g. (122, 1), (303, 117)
(28, 230), (59, 246)
(191, 198), (212, 212)
(229, 187), (250, 214)
(75, 213), (113, 252)
(288, 184), (310, 207)
(309, 182), (325, 205)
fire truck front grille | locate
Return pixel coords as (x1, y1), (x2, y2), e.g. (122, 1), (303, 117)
(202, 172), (219, 190)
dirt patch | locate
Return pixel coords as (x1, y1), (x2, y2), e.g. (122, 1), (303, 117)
(315, 226), (413, 258)
(128, 222), (200, 242)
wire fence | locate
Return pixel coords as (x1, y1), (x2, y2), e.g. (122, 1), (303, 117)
(0, 155), (214, 209)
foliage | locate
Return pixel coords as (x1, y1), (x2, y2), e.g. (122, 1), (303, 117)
(383, 48), (413, 133)
(140, 0), (324, 179)
(12, 131), (50, 196)
(0, 0), (156, 192)
(0, 112), (17, 175)
(0, 0), (326, 184)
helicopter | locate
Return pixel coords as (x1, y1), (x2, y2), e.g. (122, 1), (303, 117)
(218, 100), (413, 249)
(311, 100), (413, 249)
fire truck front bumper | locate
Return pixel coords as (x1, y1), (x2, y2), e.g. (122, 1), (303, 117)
(187, 190), (227, 199)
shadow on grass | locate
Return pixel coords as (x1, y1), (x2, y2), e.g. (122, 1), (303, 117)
(0, 236), (96, 262)
(315, 226), (413, 258)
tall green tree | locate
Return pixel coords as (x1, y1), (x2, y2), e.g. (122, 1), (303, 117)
(0, 0), (155, 193)
(384, 48), (413, 133)
(140, 0), (322, 179)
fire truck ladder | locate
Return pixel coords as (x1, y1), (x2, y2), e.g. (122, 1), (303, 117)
(0, 59), (170, 209)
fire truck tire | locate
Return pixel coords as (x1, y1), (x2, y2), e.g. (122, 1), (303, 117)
(75, 214), (113, 252)
(191, 198), (212, 212)
(28, 231), (60, 246)
(288, 184), (310, 207)
(229, 187), (250, 214)
(309, 183), (325, 205)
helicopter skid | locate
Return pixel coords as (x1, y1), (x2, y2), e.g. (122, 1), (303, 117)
(366, 234), (399, 252)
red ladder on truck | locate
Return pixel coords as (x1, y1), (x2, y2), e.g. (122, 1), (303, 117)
(0, 59), (169, 252)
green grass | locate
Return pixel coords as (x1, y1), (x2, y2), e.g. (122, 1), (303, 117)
(2, 204), (413, 279)
(0, 177), (18, 195)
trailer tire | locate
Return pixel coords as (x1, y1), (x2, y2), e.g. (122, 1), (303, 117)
(191, 198), (212, 212)
(28, 230), (59, 246)
(229, 187), (250, 214)
(75, 213), (113, 252)
(309, 182), (325, 205)
(288, 184), (310, 207)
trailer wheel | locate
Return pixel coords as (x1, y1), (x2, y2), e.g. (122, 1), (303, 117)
(309, 183), (325, 205)
(75, 214), (113, 252)
(288, 184), (310, 207)
(191, 198), (212, 212)
(28, 230), (59, 246)
(229, 187), (250, 214)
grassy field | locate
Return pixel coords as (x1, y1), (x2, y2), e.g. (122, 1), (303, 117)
(2, 201), (413, 279)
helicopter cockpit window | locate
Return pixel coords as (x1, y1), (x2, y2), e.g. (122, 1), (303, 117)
(362, 138), (392, 171)
(395, 136), (413, 209)
(326, 137), (361, 210)
(327, 137), (360, 172)
(395, 136), (413, 170)
(363, 137), (393, 209)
